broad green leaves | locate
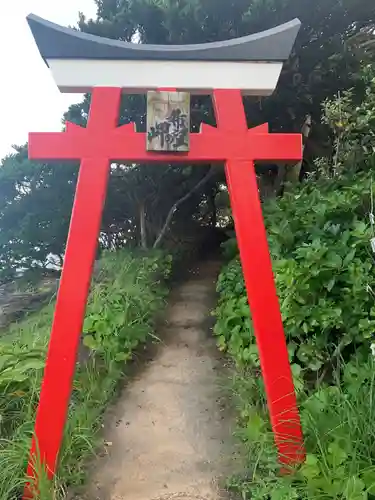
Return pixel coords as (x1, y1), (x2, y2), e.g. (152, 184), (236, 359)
(82, 250), (171, 366)
(213, 105), (375, 498)
(215, 167), (375, 374)
(0, 348), (45, 384)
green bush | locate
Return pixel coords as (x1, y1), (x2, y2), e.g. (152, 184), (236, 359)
(226, 357), (375, 499)
(0, 249), (171, 500)
(316, 64), (375, 179)
(214, 64), (375, 498)
(267, 174), (375, 372)
(214, 168), (375, 499)
(215, 171), (375, 372)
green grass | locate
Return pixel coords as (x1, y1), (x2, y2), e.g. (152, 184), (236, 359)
(224, 356), (375, 499)
(0, 249), (171, 499)
(213, 248), (375, 499)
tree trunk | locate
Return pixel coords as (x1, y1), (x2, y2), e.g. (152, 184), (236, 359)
(207, 187), (217, 227)
(274, 164), (287, 197)
(139, 202), (148, 249)
(285, 115), (312, 185)
(153, 167), (214, 249)
(259, 168), (281, 200)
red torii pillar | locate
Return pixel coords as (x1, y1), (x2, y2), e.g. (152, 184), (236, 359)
(25, 87), (305, 494)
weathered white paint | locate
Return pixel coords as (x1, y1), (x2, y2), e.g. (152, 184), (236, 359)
(47, 59), (283, 95)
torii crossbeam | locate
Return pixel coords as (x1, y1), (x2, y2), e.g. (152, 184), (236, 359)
(25, 14), (305, 496)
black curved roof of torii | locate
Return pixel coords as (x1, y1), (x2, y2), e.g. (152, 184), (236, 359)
(26, 14), (301, 64)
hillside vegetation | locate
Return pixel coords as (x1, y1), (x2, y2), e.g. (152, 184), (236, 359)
(214, 68), (375, 499)
(0, 250), (170, 499)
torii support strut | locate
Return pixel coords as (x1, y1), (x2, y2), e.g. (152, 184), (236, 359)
(25, 87), (305, 495)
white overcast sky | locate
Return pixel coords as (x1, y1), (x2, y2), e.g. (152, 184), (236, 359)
(0, 0), (97, 159)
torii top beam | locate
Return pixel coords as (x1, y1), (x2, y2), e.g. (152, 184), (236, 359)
(27, 14), (300, 96)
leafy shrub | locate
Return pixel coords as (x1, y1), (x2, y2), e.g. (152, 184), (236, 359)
(82, 250), (171, 364)
(227, 357), (375, 500)
(266, 174), (375, 372)
(215, 170), (375, 372)
(316, 64), (375, 179)
(213, 116), (375, 497)
(214, 259), (256, 366)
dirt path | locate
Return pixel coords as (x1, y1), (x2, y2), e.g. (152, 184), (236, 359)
(86, 259), (233, 500)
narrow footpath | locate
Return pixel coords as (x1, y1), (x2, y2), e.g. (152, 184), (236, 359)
(85, 259), (234, 500)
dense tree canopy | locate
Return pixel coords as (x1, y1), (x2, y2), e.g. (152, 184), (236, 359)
(0, 0), (374, 282)
(79, 0), (373, 129)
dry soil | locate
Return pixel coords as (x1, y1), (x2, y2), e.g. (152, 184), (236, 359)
(85, 259), (234, 500)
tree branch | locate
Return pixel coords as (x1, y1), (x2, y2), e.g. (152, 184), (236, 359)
(153, 167), (215, 249)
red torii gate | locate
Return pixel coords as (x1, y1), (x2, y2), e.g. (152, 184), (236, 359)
(25, 13), (305, 495)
